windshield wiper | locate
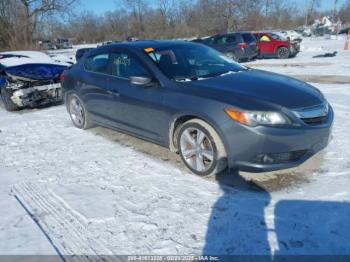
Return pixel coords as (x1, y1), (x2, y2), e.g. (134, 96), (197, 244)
(200, 70), (237, 79)
(174, 70), (240, 82)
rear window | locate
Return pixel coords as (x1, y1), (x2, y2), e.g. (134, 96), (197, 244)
(242, 33), (256, 43)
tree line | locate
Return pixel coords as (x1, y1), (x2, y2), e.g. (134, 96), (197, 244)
(0, 0), (350, 50)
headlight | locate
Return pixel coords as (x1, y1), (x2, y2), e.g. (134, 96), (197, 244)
(224, 108), (290, 127)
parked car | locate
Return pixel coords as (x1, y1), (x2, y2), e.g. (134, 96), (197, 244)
(0, 51), (69, 111)
(339, 27), (350, 35)
(62, 40), (333, 177)
(75, 48), (94, 62)
(61, 42), (73, 49)
(303, 28), (312, 37)
(280, 30), (303, 43)
(42, 41), (57, 50)
(55, 38), (73, 49)
(194, 33), (250, 62)
(240, 32), (259, 61)
(101, 40), (120, 46)
(254, 32), (300, 59)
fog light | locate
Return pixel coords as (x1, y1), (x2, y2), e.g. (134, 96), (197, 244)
(253, 154), (275, 164)
(253, 150), (307, 164)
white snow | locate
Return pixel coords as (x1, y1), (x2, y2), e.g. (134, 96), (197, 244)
(0, 51), (70, 67)
(0, 37), (350, 256)
(246, 36), (350, 78)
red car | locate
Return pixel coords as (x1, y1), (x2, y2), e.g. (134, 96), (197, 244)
(254, 32), (300, 59)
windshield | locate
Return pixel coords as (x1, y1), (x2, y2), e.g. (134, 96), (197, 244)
(146, 44), (246, 81)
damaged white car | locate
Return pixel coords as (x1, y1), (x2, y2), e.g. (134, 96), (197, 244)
(0, 51), (69, 111)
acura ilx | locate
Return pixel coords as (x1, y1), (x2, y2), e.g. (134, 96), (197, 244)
(62, 41), (333, 176)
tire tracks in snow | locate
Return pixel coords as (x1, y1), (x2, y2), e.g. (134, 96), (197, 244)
(11, 182), (115, 260)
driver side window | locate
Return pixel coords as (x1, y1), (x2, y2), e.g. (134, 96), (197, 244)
(110, 52), (150, 79)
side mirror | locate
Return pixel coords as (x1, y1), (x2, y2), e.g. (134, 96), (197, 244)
(130, 76), (154, 87)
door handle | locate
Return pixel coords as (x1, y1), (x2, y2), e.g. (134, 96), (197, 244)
(107, 89), (120, 97)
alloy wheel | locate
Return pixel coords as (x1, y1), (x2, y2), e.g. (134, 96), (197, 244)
(278, 47), (290, 59)
(179, 127), (214, 173)
(69, 96), (85, 127)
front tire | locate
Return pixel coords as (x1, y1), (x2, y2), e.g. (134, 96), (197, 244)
(0, 87), (19, 111)
(67, 93), (93, 129)
(277, 47), (290, 59)
(177, 119), (227, 177)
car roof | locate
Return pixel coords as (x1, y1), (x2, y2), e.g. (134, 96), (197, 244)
(107, 40), (196, 50)
(212, 32), (241, 37)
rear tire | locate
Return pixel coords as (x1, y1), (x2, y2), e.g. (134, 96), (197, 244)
(67, 93), (93, 129)
(277, 47), (290, 59)
(177, 119), (227, 177)
(0, 87), (19, 111)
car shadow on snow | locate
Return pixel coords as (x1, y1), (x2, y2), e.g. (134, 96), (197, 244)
(203, 169), (350, 260)
(203, 170), (272, 257)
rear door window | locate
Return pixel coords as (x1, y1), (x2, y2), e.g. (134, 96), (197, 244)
(84, 53), (110, 74)
(226, 34), (237, 43)
(203, 37), (215, 45)
(215, 36), (227, 45)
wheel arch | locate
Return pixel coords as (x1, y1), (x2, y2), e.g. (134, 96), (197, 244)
(168, 113), (229, 158)
(274, 44), (289, 53)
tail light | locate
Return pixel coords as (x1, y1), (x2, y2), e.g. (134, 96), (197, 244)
(59, 72), (65, 82)
(239, 43), (247, 49)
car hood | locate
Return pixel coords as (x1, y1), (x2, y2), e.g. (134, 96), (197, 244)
(178, 69), (324, 110)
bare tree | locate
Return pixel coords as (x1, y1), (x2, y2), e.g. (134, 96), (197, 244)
(3, 0), (348, 50)
(338, 0), (350, 22)
(118, 0), (148, 37)
(264, 0), (270, 17)
(331, 0), (340, 22)
(19, 0), (78, 45)
(158, 0), (171, 23)
(0, 0), (24, 50)
(305, 0), (321, 26)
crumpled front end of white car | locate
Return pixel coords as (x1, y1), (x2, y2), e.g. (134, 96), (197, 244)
(9, 81), (63, 108)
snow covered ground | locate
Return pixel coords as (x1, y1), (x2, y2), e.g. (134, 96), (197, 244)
(0, 37), (350, 257)
(246, 36), (350, 83)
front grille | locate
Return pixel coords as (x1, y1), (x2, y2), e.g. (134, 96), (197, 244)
(293, 102), (329, 126)
(301, 115), (328, 126)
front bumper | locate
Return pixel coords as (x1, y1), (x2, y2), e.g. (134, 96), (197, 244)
(11, 83), (62, 108)
(222, 107), (333, 172)
(290, 45), (300, 56)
